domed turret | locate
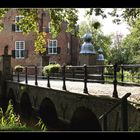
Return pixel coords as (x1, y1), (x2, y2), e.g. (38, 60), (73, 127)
(97, 47), (104, 61)
(82, 33), (92, 42)
(98, 47), (103, 53)
(80, 33), (96, 54)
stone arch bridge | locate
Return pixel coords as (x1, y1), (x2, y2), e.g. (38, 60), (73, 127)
(0, 53), (140, 131)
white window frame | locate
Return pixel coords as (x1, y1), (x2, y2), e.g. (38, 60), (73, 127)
(15, 41), (25, 59)
(48, 40), (57, 54)
(15, 15), (24, 32)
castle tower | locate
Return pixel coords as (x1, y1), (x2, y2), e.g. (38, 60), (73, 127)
(96, 47), (105, 74)
(79, 33), (96, 65)
(96, 47), (104, 64)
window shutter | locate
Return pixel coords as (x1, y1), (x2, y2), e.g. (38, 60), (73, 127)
(46, 48), (48, 54)
(12, 24), (15, 32)
(17, 16), (20, 21)
(57, 47), (61, 54)
(11, 50), (15, 58)
(24, 50), (28, 58)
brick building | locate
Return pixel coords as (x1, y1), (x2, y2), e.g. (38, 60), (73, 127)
(0, 9), (80, 74)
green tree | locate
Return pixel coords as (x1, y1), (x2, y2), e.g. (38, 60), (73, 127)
(122, 16), (140, 64)
(109, 34), (127, 65)
(108, 14), (140, 65)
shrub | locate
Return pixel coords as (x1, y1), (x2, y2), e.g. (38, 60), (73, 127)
(42, 64), (61, 76)
(0, 100), (28, 131)
(14, 65), (24, 73)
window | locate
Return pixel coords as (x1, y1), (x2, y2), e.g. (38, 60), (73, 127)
(15, 41), (25, 59)
(48, 40), (57, 54)
(15, 16), (24, 32)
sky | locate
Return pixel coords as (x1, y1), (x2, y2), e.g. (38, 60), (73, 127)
(77, 8), (130, 37)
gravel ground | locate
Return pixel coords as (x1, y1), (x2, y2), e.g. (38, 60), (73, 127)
(17, 78), (140, 103)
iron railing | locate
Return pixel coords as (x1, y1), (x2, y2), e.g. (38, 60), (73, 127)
(11, 64), (140, 98)
(10, 64), (138, 131)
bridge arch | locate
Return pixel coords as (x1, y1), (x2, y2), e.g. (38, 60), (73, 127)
(20, 92), (33, 119)
(70, 107), (102, 131)
(39, 97), (58, 127)
(7, 88), (17, 113)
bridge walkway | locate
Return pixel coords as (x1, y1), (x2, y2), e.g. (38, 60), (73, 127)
(12, 76), (140, 103)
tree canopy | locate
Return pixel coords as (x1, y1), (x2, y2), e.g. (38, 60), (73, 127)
(122, 16), (140, 64)
(86, 8), (140, 26)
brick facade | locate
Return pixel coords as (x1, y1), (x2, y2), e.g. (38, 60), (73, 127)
(0, 9), (80, 74)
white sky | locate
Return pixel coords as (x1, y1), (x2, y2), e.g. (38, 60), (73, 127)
(77, 8), (130, 37)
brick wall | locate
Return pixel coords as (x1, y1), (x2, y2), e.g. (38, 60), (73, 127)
(0, 9), (41, 69)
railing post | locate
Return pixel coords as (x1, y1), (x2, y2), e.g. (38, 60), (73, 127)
(113, 63), (118, 98)
(35, 66), (38, 86)
(17, 71), (20, 82)
(72, 68), (75, 79)
(121, 65), (124, 86)
(47, 75), (50, 88)
(101, 66), (104, 84)
(25, 67), (28, 84)
(62, 64), (66, 90)
(83, 64), (88, 94)
(121, 97), (129, 131)
(11, 67), (13, 81)
(103, 115), (107, 131)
